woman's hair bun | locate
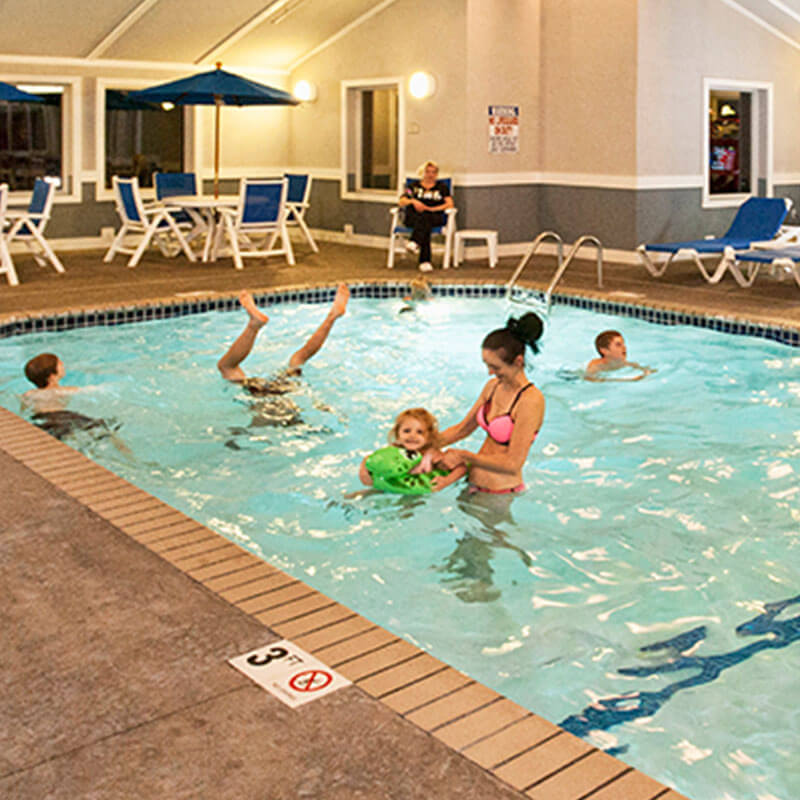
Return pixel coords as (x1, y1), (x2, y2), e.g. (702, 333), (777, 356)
(506, 312), (544, 354)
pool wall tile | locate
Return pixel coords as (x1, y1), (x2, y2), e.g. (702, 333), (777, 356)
(202, 562), (279, 592)
(217, 571), (296, 603)
(264, 593), (338, 626)
(268, 603), (358, 638)
(314, 626), (399, 665)
(2, 280), (798, 349)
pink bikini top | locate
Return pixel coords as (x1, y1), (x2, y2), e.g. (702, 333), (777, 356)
(476, 381), (534, 445)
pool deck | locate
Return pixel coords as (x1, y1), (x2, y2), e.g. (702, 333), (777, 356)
(5, 239), (794, 800)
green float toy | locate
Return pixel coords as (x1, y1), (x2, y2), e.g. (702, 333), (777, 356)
(365, 446), (447, 495)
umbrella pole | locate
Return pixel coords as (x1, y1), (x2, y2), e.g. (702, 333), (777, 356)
(214, 95), (221, 199)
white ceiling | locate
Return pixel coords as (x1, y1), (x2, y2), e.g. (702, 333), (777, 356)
(0, 0), (393, 72)
(1, 0), (800, 74)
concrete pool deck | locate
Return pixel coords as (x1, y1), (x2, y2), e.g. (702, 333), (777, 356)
(5, 238), (793, 799)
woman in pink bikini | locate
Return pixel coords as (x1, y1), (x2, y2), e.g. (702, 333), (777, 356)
(438, 313), (545, 494)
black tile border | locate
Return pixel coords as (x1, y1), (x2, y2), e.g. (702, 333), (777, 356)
(1, 282), (798, 348)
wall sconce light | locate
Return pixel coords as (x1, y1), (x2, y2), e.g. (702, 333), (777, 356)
(293, 80), (317, 103)
(161, 101), (175, 111)
(720, 103), (736, 117)
(408, 71), (436, 99)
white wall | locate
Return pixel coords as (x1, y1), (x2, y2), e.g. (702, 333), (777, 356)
(637, 0), (800, 180)
(288, 0), (468, 177)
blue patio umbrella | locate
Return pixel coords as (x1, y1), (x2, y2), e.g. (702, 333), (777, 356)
(130, 63), (298, 197)
(0, 81), (45, 103)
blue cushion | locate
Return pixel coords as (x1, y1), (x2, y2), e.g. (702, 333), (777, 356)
(646, 238), (753, 254)
(735, 246), (800, 264)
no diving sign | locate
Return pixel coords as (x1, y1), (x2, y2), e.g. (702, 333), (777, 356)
(229, 639), (351, 708)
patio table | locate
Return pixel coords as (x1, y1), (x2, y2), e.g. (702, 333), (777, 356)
(166, 194), (239, 262)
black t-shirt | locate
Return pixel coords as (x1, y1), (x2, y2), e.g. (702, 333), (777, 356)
(404, 180), (450, 208)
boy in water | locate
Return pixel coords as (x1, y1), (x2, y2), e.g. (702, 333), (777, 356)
(21, 353), (78, 414)
(21, 353), (128, 450)
(399, 277), (432, 314)
(585, 330), (655, 382)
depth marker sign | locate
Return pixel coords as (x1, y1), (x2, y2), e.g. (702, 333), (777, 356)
(229, 639), (350, 708)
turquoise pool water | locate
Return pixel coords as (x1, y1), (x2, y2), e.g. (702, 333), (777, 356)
(1, 294), (798, 800)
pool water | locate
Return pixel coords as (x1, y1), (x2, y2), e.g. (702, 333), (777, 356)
(2, 294), (799, 800)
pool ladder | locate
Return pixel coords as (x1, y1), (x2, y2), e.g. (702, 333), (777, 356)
(507, 231), (604, 311)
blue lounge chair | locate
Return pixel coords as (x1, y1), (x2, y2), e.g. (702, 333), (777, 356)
(722, 245), (800, 288)
(638, 197), (791, 283)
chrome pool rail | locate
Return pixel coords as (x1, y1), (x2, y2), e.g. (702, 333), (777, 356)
(507, 231), (604, 312)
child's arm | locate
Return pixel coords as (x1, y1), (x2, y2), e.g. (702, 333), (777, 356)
(431, 465), (467, 491)
(358, 456), (374, 486)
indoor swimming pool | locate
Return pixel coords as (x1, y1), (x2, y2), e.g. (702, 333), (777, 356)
(1, 289), (798, 800)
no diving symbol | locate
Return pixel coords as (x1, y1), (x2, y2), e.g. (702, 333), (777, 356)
(289, 669), (333, 693)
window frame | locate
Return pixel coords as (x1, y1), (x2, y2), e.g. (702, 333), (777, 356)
(95, 77), (194, 202)
(0, 73), (82, 204)
(702, 77), (773, 209)
(340, 77), (405, 203)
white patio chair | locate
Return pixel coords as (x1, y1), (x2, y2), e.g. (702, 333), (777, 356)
(0, 183), (19, 286)
(387, 177), (457, 269)
(5, 177), (65, 277)
(217, 178), (295, 269)
(104, 176), (196, 268)
(284, 173), (318, 253)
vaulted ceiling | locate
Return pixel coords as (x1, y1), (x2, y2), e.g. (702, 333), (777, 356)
(0, 0), (394, 72)
(2, 0), (800, 75)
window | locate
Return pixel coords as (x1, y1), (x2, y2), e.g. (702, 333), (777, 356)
(342, 79), (404, 200)
(0, 85), (63, 191)
(709, 90), (751, 196)
(704, 80), (771, 207)
(104, 89), (184, 189)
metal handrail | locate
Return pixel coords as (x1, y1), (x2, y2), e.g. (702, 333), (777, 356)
(545, 235), (603, 310)
(506, 230), (563, 295)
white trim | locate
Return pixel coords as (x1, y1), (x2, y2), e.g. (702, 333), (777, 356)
(718, 0), (800, 51)
(0, 72), (82, 204)
(340, 77), (405, 201)
(0, 53), (287, 78)
(702, 78), (773, 209)
(197, 0), (293, 64)
(81, 170), (100, 184)
(290, 0), (401, 71)
(85, 0), (164, 59)
(767, 0), (800, 26)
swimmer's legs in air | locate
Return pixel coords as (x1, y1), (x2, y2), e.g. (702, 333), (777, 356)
(217, 284), (350, 382)
(287, 283), (350, 371)
(217, 290), (269, 382)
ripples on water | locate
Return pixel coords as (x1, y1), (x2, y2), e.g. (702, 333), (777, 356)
(1, 297), (798, 800)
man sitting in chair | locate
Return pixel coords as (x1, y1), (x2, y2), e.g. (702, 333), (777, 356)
(398, 160), (454, 273)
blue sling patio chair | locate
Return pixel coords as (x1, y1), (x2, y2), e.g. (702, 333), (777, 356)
(4, 177), (65, 278)
(154, 171), (207, 248)
(637, 197), (791, 283)
(104, 176), (196, 267)
(217, 178), (294, 269)
(387, 177), (458, 269)
(284, 173), (318, 253)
